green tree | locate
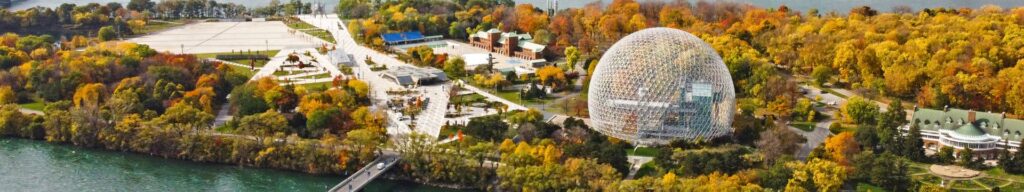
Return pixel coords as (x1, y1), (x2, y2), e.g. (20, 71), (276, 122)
(811, 65), (833, 86)
(464, 115), (508, 141)
(565, 46), (581, 69)
(903, 123), (926, 161)
(230, 84), (269, 116)
(344, 128), (383, 163)
(237, 110), (288, 142)
(127, 0), (154, 12)
(443, 57), (466, 78)
(843, 96), (879, 124)
(152, 103), (214, 136)
(98, 26), (116, 41)
(935, 146), (956, 164)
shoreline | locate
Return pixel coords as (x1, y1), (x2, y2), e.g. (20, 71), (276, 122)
(0, 135), (482, 191)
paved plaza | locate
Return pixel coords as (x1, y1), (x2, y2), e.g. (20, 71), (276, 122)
(129, 21), (325, 54)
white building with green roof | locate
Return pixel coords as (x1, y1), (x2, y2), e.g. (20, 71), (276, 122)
(903, 106), (1024, 160)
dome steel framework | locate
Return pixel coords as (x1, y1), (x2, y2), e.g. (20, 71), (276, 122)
(587, 27), (736, 145)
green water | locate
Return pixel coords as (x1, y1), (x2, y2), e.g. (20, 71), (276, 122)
(0, 138), (462, 192)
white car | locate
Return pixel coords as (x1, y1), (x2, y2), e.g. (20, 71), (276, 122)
(376, 162), (385, 170)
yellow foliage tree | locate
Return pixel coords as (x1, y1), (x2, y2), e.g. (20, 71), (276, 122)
(0, 86), (14, 105)
(823, 132), (859, 166)
(73, 83), (107, 107)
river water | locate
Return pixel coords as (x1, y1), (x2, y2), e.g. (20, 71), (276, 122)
(0, 138), (461, 192)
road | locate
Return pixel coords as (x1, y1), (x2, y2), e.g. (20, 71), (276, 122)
(791, 84), (915, 159)
(18, 108), (42, 115)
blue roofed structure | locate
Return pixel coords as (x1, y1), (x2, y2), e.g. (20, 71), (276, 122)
(380, 31), (442, 46)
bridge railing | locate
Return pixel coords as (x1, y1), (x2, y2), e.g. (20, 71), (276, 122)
(327, 155), (400, 192)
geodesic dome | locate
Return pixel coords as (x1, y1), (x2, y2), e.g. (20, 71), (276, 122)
(587, 27), (736, 145)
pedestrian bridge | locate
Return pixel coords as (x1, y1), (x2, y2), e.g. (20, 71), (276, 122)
(327, 153), (400, 192)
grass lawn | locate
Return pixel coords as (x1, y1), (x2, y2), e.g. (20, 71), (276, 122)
(451, 93), (487, 106)
(829, 123), (859, 134)
(438, 125), (459, 140)
(196, 50), (280, 59)
(273, 70), (293, 76)
(627, 147), (660, 157)
(18, 102), (44, 111)
(299, 82), (332, 91)
(134, 20), (189, 35)
(950, 180), (988, 191)
(1002, 182), (1024, 191)
(285, 18), (336, 43)
(856, 183), (886, 192)
(788, 121), (816, 132)
(494, 90), (552, 105)
(305, 72), (332, 79)
(976, 178), (1011, 189)
(226, 65), (256, 79)
(634, 162), (659, 178)
(819, 87), (848, 98)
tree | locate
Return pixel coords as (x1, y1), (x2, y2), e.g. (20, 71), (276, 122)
(957, 147), (983, 169)
(871, 153), (912, 191)
(464, 115), (508, 141)
(230, 84), (268, 116)
(1002, 137), (1024, 173)
(152, 103), (213, 136)
(536, 65), (566, 87)
(902, 123), (926, 161)
(506, 109), (543, 128)
(0, 86), (14, 104)
(759, 159), (795, 189)
(72, 83), (107, 107)
(811, 65), (833, 86)
(443, 56), (466, 78)
(105, 88), (143, 121)
(854, 124), (878, 151)
(842, 96), (879, 124)
(565, 46), (581, 69)
(344, 128), (383, 163)
(823, 132), (860, 166)
(237, 110), (288, 141)
(756, 127), (805, 165)
(935, 146), (956, 164)
(98, 26), (116, 41)
(876, 100), (907, 153)
(785, 158), (847, 192)
(128, 0), (155, 12)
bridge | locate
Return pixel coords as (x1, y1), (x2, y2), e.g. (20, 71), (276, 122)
(327, 152), (401, 192)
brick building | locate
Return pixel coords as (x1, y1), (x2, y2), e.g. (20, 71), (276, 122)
(468, 29), (545, 60)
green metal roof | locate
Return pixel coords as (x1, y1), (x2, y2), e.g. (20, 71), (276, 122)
(955, 123), (985, 137)
(911, 107), (1024, 140)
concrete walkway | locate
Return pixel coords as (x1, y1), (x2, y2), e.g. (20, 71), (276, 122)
(456, 80), (528, 111)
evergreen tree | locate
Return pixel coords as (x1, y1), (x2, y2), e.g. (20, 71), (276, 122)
(854, 124), (878, 151)
(903, 123), (926, 161)
(1002, 138), (1024, 173)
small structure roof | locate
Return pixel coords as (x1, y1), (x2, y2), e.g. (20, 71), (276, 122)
(381, 31), (426, 44)
(381, 65), (447, 86)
